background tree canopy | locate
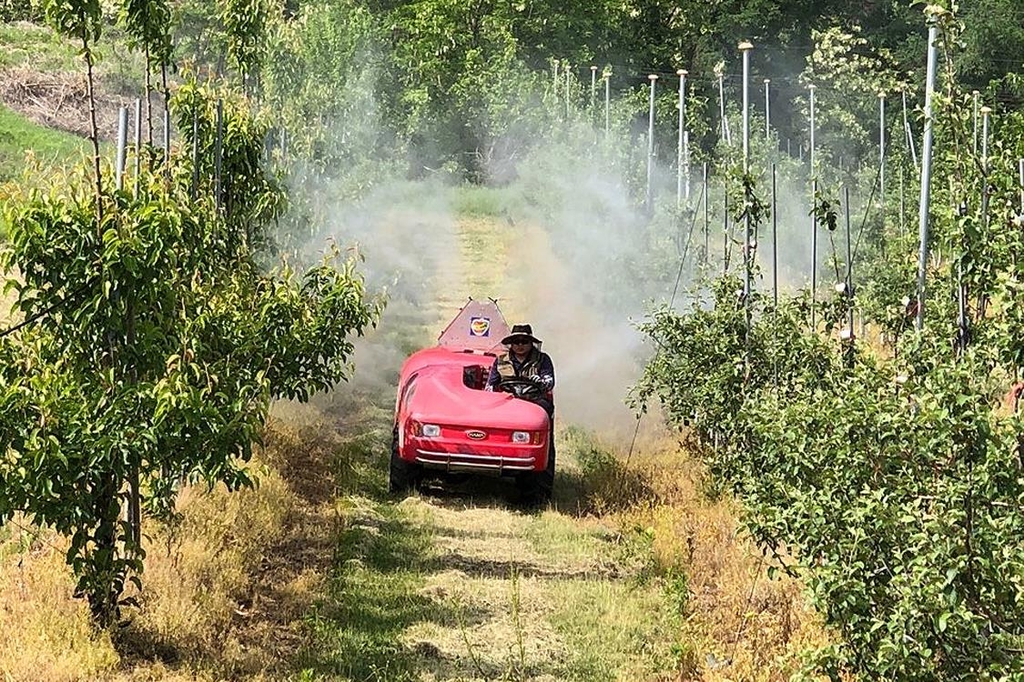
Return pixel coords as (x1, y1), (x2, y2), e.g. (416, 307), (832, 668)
(106, 0), (1019, 180)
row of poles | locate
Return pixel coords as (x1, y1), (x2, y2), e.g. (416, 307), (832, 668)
(113, 96), (229, 214)
(556, 30), (1011, 338)
(557, 60), (935, 209)
(111, 95), (233, 546)
(111, 35), (1008, 341)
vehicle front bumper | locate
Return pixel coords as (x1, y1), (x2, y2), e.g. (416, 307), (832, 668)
(414, 448), (539, 475)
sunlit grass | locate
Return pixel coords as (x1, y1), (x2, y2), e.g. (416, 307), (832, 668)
(0, 20), (148, 92)
(0, 414), (310, 681)
(0, 104), (90, 182)
(0, 21), (78, 72)
(452, 183), (515, 217)
(295, 498), (440, 682)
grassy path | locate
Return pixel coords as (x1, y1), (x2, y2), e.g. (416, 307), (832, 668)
(293, 209), (683, 681)
(299, 460), (682, 682)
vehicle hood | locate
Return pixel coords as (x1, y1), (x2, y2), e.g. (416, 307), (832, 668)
(406, 364), (549, 430)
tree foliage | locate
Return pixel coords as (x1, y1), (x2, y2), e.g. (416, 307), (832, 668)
(0, 67), (383, 628)
(635, 9), (1024, 678)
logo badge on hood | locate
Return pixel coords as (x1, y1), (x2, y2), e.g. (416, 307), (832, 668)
(466, 430), (487, 440)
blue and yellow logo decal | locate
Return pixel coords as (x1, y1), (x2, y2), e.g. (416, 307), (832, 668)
(469, 316), (491, 337)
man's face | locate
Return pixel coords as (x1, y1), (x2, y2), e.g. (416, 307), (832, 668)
(510, 339), (531, 354)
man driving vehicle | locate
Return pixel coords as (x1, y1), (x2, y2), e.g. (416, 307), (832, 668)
(485, 323), (554, 416)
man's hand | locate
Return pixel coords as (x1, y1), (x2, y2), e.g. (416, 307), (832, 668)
(535, 375), (554, 390)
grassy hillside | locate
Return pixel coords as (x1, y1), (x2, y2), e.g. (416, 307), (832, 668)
(0, 103), (90, 182)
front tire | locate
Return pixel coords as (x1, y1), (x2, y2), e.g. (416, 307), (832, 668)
(389, 428), (419, 495)
(537, 437), (556, 500)
(517, 435), (555, 504)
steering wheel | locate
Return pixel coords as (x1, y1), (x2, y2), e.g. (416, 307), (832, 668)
(497, 376), (544, 401)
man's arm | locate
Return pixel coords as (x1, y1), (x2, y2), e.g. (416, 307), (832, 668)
(485, 358), (500, 390)
(537, 353), (555, 390)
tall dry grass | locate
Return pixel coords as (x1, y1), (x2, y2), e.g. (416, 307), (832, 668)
(0, 404), (329, 682)
(574, 424), (834, 681)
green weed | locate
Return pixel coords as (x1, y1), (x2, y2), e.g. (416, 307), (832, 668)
(453, 184), (512, 217)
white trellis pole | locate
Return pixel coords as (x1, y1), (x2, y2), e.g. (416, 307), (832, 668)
(647, 74), (658, 212)
(676, 69), (687, 208)
(808, 84), (816, 178)
(741, 41), (753, 307)
(915, 25), (939, 331)
(604, 69), (611, 141)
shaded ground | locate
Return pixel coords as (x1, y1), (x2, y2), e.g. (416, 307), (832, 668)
(297, 462), (682, 682)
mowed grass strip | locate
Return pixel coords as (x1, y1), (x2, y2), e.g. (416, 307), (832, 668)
(295, 498), (444, 682)
(301, 484), (684, 682)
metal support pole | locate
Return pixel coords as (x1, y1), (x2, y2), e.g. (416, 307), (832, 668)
(116, 107), (128, 191)
(903, 88), (918, 169)
(972, 90), (980, 156)
(811, 178), (819, 330)
(981, 106), (992, 171)
(717, 71), (730, 144)
(772, 162), (778, 306)
(741, 45), (752, 170)
(879, 92), (886, 220)
(647, 74), (658, 213)
(916, 25), (939, 331)
(565, 63), (571, 118)
(684, 131), (691, 201)
(764, 79), (771, 141)
(900, 166), (906, 235)
(808, 84), (816, 178)
(677, 69), (687, 208)
(741, 41), (753, 306)
(590, 65), (597, 111)
(604, 70), (611, 141)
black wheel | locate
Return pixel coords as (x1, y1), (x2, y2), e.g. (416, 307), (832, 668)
(516, 431), (555, 504)
(537, 436), (556, 500)
(389, 427), (419, 494)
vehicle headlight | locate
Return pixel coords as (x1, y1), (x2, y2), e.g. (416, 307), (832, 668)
(421, 423), (441, 438)
(511, 431), (531, 443)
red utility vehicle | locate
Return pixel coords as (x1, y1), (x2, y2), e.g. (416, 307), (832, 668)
(390, 299), (554, 499)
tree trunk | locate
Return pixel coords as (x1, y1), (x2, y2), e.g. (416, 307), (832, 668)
(82, 34), (103, 231)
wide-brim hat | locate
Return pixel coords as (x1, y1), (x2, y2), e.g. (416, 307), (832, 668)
(501, 323), (541, 345)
